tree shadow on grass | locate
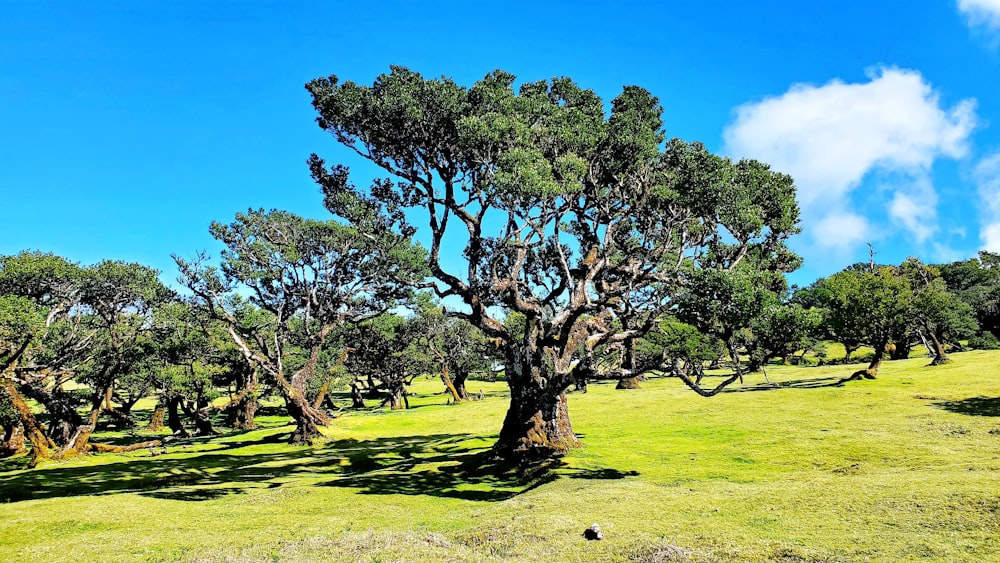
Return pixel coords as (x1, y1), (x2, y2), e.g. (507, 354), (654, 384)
(722, 375), (850, 393)
(932, 396), (1000, 417)
(0, 432), (637, 504)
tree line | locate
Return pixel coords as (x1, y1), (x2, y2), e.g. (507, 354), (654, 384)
(3, 67), (999, 466)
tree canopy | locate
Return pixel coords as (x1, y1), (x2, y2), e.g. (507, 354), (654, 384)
(306, 67), (801, 459)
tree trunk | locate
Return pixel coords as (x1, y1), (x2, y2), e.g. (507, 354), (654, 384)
(166, 395), (189, 437)
(440, 365), (463, 403)
(146, 404), (166, 431)
(888, 341), (910, 360)
(849, 339), (887, 380)
(182, 399), (217, 436)
(927, 330), (949, 365)
(350, 382), (365, 408)
(616, 338), (643, 389)
(284, 392), (326, 445)
(3, 381), (55, 465)
(21, 384), (81, 448)
(60, 394), (104, 458)
(227, 396), (258, 430)
(1, 423), (26, 457)
(452, 371), (470, 401)
(226, 369), (259, 430)
(843, 343), (857, 362)
(385, 385), (407, 410)
(492, 348), (579, 461)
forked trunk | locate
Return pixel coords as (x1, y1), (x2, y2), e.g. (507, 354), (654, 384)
(60, 395), (104, 458)
(182, 399), (216, 436)
(384, 384), (408, 410)
(440, 365), (464, 403)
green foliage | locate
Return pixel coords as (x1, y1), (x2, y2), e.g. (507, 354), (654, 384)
(307, 67), (800, 394)
(937, 251), (1000, 338)
(969, 331), (1000, 350)
(818, 265), (913, 353)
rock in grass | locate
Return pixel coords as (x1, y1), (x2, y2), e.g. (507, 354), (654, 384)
(583, 523), (603, 540)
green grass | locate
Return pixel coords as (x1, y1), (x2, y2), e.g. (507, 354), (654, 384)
(2, 353), (1000, 561)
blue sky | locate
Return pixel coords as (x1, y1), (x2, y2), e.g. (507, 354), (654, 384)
(3, 1), (1000, 288)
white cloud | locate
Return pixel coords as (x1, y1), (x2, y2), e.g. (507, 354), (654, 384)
(959, 0), (1000, 30)
(973, 152), (1000, 251)
(723, 67), (976, 256)
(812, 212), (870, 251)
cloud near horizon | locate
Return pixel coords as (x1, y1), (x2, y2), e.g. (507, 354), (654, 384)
(723, 67), (977, 261)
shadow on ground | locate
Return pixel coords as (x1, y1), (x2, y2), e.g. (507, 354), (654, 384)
(0, 432), (637, 504)
(722, 375), (850, 393)
(932, 396), (1000, 417)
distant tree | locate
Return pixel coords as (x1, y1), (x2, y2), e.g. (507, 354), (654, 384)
(0, 252), (170, 464)
(822, 266), (912, 379)
(341, 313), (422, 409)
(307, 67), (800, 459)
(742, 302), (820, 372)
(900, 258), (978, 365)
(675, 266), (786, 382)
(937, 251), (1000, 339)
(176, 209), (426, 444)
(410, 294), (495, 402)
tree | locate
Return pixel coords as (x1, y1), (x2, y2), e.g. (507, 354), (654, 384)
(900, 258), (978, 365)
(822, 266), (912, 379)
(937, 251), (1000, 339)
(307, 67), (800, 460)
(176, 209), (426, 444)
(0, 252), (170, 464)
(742, 302), (820, 372)
(410, 294), (495, 402)
(342, 313), (421, 410)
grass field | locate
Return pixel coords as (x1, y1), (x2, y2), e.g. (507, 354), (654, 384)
(1, 351), (999, 562)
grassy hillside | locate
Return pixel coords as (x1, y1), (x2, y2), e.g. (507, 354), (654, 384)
(1, 352), (999, 562)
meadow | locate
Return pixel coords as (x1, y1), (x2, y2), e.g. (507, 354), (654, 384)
(1, 351), (998, 562)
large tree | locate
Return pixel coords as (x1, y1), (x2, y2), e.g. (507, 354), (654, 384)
(306, 67), (800, 460)
(176, 208), (426, 444)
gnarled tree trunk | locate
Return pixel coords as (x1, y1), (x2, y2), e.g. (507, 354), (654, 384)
(616, 338), (643, 390)
(226, 368), (259, 430)
(166, 395), (189, 437)
(146, 403), (166, 431)
(284, 392), (327, 444)
(1, 423), (26, 457)
(927, 330), (949, 365)
(849, 339), (887, 380)
(492, 347), (579, 461)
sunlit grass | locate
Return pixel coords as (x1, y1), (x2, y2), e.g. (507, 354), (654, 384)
(2, 352), (999, 561)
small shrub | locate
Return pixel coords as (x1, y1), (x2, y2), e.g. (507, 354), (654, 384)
(969, 332), (1000, 350)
